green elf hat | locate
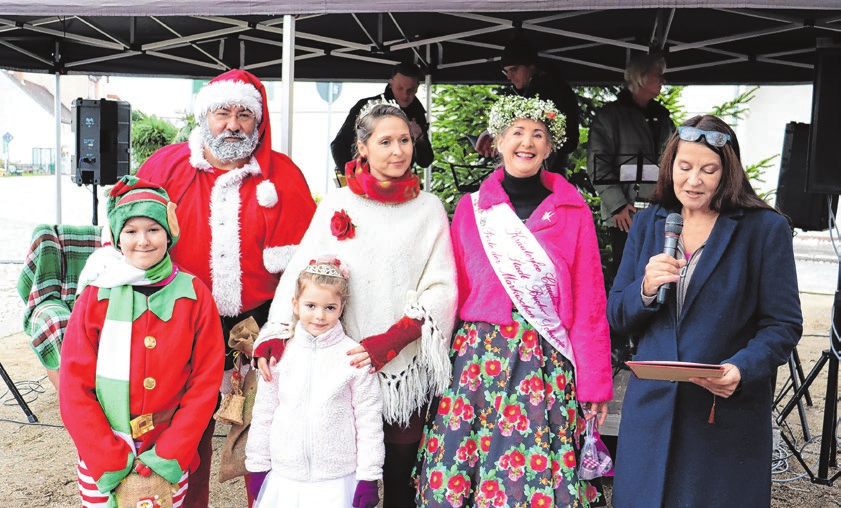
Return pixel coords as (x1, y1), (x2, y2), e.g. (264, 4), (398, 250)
(107, 175), (180, 250)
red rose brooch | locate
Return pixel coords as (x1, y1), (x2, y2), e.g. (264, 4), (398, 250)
(330, 209), (356, 240)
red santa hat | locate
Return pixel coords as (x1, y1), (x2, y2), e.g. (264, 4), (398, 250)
(194, 69), (273, 175)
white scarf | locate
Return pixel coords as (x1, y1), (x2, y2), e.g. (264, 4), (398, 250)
(471, 192), (577, 371)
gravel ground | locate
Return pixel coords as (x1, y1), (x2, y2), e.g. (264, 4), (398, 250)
(1, 175), (840, 507)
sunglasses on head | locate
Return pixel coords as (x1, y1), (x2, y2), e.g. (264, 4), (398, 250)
(677, 126), (731, 148)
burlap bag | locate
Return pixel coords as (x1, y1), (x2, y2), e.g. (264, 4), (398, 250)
(213, 372), (245, 426)
(218, 316), (260, 483)
(115, 459), (178, 508)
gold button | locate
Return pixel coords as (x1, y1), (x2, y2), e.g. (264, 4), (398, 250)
(144, 336), (156, 349)
(143, 377), (156, 390)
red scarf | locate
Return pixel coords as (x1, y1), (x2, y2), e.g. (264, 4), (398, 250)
(344, 157), (420, 204)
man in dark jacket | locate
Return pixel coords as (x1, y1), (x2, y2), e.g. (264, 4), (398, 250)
(330, 62), (434, 174)
(587, 53), (675, 275)
(477, 32), (581, 175)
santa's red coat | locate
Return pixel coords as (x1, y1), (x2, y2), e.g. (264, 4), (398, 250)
(137, 138), (316, 317)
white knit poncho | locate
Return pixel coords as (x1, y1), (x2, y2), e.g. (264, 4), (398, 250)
(256, 188), (457, 426)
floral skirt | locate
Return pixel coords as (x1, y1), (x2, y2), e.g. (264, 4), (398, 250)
(414, 313), (605, 507)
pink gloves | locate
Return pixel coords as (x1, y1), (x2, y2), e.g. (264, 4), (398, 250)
(352, 480), (379, 508)
(248, 471), (268, 498)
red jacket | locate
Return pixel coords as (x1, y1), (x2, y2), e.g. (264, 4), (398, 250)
(137, 138), (315, 317)
(59, 272), (224, 481)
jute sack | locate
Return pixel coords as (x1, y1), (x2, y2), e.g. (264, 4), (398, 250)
(218, 316), (260, 483)
(213, 370), (245, 426)
(115, 459), (178, 508)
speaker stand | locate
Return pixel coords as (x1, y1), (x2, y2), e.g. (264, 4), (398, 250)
(775, 287), (841, 486)
(774, 348), (813, 441)
(0, 362), (38, 423)
(91, 183), (98, 226)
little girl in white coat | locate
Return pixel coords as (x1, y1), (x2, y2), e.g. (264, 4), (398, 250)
(245, 258), (384, 508)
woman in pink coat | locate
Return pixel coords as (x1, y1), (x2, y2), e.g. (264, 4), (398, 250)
(415, 95), (612, 507)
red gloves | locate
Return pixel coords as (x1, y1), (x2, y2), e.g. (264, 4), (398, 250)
(360, 316), (423, 371)
(352, 480), (379, 508)
(135, 462), (152, 477)
(253, 339), (286, 364)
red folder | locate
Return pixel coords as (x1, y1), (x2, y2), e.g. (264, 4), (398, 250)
(626, 361), (725, 382)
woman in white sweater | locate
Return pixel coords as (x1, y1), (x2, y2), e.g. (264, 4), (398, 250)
(252, 101), (457, 507)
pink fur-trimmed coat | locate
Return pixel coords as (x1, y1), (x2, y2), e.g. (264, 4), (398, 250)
(451, 169), (612, 403)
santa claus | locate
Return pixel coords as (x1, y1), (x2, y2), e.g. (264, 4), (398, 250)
(137, 68), (316, 507)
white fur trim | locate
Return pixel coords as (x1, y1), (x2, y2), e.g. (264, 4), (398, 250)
(256, 180), (278, 208)
(194, 79), (263, 123)
(264, 245), (295, 274)
(188, 127), (213, 171)
(209, 160), (262, 317)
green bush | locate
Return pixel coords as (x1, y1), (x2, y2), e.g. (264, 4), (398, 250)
(131, 110), (178, 171)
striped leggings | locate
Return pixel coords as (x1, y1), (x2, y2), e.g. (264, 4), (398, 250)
(77, 459), (189, 508)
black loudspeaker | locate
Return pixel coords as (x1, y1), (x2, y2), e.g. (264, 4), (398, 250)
(72, 98), (131, 186)
(806, 47), (841, 194)
(776, 122), (837, 231)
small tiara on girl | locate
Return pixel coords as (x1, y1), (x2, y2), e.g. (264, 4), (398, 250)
(304, 256), (349, 279)
(357, 95), (401, 122)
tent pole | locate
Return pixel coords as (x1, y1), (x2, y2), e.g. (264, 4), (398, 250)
(424, 45), (432, 190)
(54, 69), (62, 223)
(280, 14), (295, 156)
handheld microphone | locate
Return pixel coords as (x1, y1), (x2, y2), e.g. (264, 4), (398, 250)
(656, 213), (684, 304)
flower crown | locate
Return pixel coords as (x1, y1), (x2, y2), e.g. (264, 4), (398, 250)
(487, 95), (566, 148)
(357, 95), (401, 123)
(304, 256), (349, 279)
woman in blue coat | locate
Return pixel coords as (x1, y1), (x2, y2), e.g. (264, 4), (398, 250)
(607, 115), (802, 507)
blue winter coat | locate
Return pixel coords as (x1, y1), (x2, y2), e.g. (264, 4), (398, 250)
(607, 204), (802, 508)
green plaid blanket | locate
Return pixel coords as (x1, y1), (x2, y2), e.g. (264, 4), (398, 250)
(17, 224), (101, 369)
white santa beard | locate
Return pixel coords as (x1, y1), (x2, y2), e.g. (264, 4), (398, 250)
(202, 124), (260, 162)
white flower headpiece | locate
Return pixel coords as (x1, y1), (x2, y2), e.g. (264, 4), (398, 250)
(488, 95), (567, 149)
(357, 95), (401, 123)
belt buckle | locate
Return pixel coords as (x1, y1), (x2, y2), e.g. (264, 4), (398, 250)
(130, 413), (155, 438)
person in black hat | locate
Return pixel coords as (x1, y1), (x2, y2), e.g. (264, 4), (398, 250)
(331, 62), (434, 177)
(476, 31), (581, 175)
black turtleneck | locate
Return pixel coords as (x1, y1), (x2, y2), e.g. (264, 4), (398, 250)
(501, 170), (552, 221)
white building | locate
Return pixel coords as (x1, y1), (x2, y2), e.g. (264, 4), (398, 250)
(0, 70), (817, 201)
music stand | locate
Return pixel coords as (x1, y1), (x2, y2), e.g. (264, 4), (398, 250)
(591, 152), (661, 200)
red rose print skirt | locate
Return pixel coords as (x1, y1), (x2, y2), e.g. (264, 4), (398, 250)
(414, 312), (605, 507)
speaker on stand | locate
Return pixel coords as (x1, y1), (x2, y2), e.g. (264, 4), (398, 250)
(71, 98), (131, 225)
(775, 43), (841, 486)
(775, 122), (837, 231)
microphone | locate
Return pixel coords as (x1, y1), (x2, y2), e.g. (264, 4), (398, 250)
(656, 213), (684, 304)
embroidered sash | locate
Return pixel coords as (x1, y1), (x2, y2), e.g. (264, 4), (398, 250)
(471, 192), (577, 370)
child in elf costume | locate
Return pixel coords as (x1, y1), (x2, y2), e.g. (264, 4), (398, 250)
(59, 175), (224, 508)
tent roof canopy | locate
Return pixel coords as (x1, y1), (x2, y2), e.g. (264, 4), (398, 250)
(0, 3), (840, 85)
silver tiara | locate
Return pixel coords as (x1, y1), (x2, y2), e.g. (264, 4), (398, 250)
(304, 260), (348, 279)
(357, 95), (401, 122)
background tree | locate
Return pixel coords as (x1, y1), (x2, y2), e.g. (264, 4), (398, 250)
(130, 109), (194, 171)
(130, 110), (177, 171)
